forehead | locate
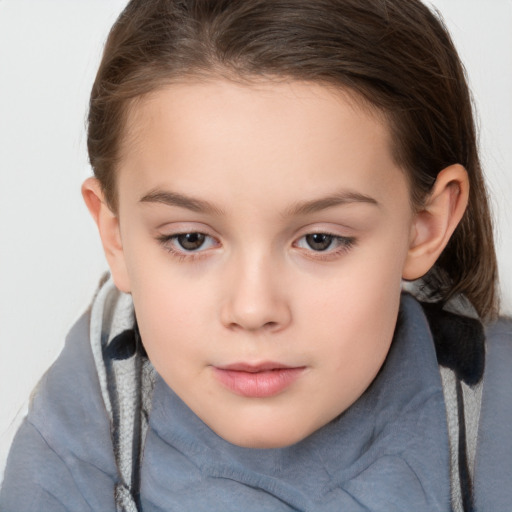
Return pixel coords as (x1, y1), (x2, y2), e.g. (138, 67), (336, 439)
(117, 79), (406, 211)
(124, 78), (391, 151)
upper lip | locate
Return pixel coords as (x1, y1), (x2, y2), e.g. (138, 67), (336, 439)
(215, 362), (302, 373)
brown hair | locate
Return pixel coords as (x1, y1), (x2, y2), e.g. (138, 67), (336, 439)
(87, 0), (499, 320)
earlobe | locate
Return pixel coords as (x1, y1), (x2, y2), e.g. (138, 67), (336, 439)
(402, 164), (469, 281)
(81, 177), (131, 293)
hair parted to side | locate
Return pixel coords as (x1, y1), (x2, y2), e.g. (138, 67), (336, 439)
(87, 0), (498, 320)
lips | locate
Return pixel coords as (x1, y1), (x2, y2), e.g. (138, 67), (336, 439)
(212, 362), (306, 398)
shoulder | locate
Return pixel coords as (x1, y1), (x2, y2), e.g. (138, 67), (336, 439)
(29, 311), (114, 459)
(474, 317), (512, 510)
(0, 312), (117, 511)
(481, 315), (512, 397)
(482, 317), (512, 388)
(485, 316), (512, 343)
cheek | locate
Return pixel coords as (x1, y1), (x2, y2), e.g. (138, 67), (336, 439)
(297, 236), (406, 374)
(123, 228), (211, 318)
(306, 235), (406, 317)
(132, 279), (210, 348)
(131, 285), (208, 392)
(306, 288), (400, 413)
(303, 281), (400, 363)
(122, 247), (207, 361)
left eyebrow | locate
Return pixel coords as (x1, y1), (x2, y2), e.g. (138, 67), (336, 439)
(139, 189), (225, 215)
(284, 190), (380, 217)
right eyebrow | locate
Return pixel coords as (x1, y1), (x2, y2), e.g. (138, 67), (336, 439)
(139, 189), (225, 215)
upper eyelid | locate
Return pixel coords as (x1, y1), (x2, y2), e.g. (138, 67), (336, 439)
(159, 232), (218, 246)
(156, 221), (217, 234)
(156, 223), (220, 241)
(292, 221), (356, 236)
(156, 218), (355, 235)
(172, 234), (354, 256)
(294, 229), (355, 243)
(294, 233), (355, 247)
(156, 229), (353, 242)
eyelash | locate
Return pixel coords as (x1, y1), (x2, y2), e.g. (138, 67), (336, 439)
(156, 233), (218, 263)
(294, 233), (356, 261)
(156, 232), (356, 262)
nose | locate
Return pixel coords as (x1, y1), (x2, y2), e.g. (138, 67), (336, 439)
(220, 252), (292, 333)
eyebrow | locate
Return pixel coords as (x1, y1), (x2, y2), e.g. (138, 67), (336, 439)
(139, 187), (379, 216)
(139, 189), (225, 215)
(284, 190), (379, 216)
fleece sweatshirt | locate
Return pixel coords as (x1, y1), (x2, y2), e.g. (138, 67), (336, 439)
(1, 280), (511, 511)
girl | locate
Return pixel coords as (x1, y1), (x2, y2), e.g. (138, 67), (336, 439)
(1, 0), (511, 511)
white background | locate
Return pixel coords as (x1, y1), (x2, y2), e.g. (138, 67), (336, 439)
(1, 0), (511, 482)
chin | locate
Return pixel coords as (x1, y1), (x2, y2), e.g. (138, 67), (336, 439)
(217, 423), (313, 449)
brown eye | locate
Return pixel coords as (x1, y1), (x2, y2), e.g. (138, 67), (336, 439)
(305, 233), (333, 251)
(177, 233), (206, 251)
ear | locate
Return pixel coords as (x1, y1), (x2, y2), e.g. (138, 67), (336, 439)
(82, 177), (131, 293)
(402, 164), (469, 281)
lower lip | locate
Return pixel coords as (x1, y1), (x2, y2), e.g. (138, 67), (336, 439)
(213, 367), (305, 398)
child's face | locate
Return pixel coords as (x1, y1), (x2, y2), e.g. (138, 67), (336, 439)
(114, 79), (416, 448)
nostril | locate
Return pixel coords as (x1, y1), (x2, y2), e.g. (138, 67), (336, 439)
(227, 320), (279, 332)
(219, 288), (292, 332)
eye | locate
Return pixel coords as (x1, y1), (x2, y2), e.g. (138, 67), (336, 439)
(175, 233), (207, 251)
(295, 232), (355, 255)
(303, 233), (334, 251)
(158, 232), (218, 254)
